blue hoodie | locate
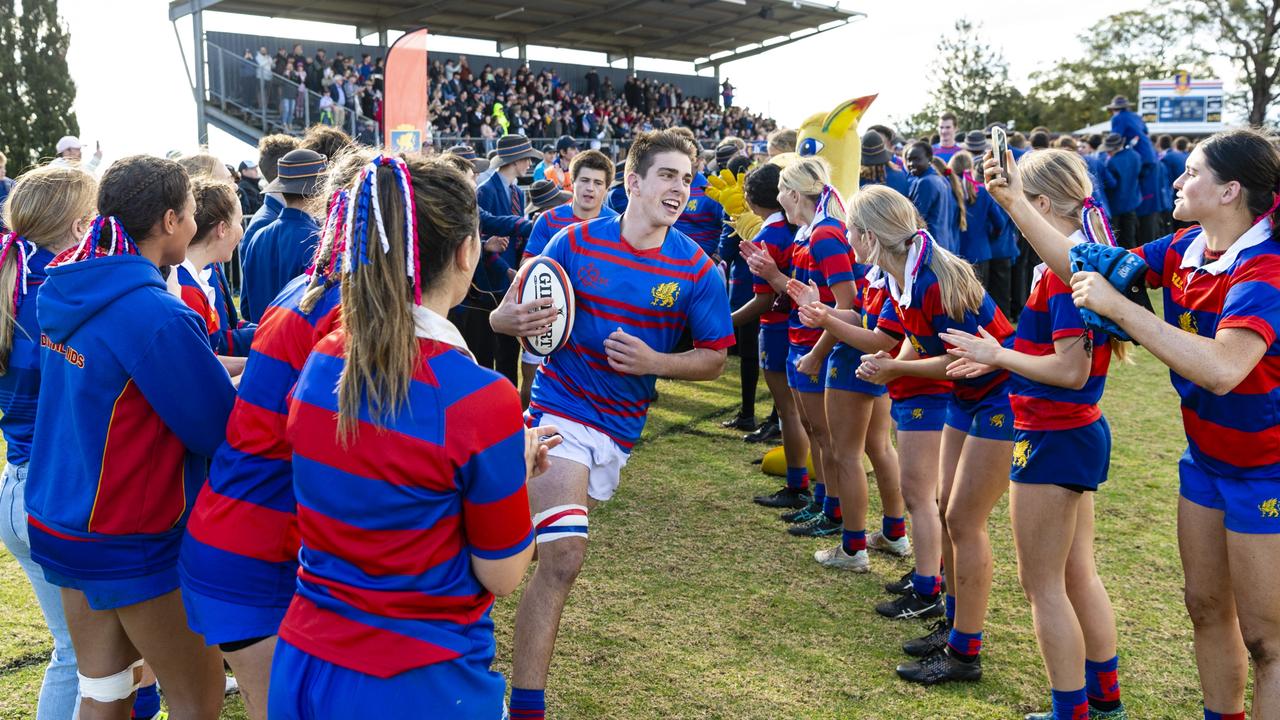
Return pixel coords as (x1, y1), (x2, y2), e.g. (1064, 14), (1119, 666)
(27, 254), (234, 583)
(1104, 148), (1142, 216)
(240, 206), (320, 323)
(909, 166), (958, 253)
(0, 246), (55, 465)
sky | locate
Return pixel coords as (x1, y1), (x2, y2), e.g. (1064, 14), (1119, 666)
(56, 0), (1236, 167)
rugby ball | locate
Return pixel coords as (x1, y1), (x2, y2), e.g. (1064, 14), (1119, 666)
(514, 257), (575, 356)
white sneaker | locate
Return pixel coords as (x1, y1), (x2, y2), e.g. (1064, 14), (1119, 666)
(224, 676), (239, 696)
(868, 530), (912, 557)
(813, 545), (870, 572)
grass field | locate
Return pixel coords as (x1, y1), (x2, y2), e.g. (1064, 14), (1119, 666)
(0, 345), (1211, 719)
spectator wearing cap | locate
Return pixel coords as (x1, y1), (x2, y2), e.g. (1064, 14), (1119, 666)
(50, 136), (102, 174)
(1101, 132), (1141, 249)
(532, 144), (555, 182)
(545, 135), (579, 191)
(714, 142), (741, 174)
(1105, 95), (1156, 165)
(860, 129), (910, 196)
(236, 160), (264, 216)
(463, 133), (543, 383)
(239, 148), (326, 322)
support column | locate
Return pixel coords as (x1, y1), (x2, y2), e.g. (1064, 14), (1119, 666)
(518, 42), (527, 65)
(193, 10), (208, 146)
(378, 28), (388, 52)
(626, 53), (635, 75)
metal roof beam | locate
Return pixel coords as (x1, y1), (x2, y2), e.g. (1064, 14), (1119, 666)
(514, 0), (650, 40)
(168, 0), (224, 21)
(692, 14), (862, 70)
(355, 1), (452, 36)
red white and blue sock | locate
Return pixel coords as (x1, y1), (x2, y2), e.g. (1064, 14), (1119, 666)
(131, 683), (161, 720)
(1204, 710), (1246, 720)
(786, 466), (810, 491)
(911, 572), (941, 599)
(510, 687), (545, 720)
(841, 529), (866, 556)
(882, 515), (906, 540)
(822, 495), (841, 522)
(947, 628), (982, 659)
(1051, 687), (1089, 720)
(1086, 655), (1121, 710)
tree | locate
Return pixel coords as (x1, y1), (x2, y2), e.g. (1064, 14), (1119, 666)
(1021, 9), (1210, 133)
(0, 0), (79, 172)
(1183, 0), (1279, 126)
(894, 19), (1026, 138)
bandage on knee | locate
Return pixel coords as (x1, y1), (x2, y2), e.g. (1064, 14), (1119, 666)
(78, 658), (143, 702)
(533, 504), (589, 545)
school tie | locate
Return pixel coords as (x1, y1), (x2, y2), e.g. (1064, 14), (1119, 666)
(510, 184), (522, 215)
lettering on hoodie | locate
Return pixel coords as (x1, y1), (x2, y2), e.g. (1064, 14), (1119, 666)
(40, 334), (85, 368)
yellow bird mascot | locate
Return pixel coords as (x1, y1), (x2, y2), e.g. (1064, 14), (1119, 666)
(706, 94), (877, 478)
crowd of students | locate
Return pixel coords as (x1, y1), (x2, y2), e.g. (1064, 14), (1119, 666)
(0, 96), (1278, 720)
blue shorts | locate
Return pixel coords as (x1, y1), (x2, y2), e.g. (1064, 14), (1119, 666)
(42, 564), (178, 611)
(759, 323), (789, 374)
(1180, 452), (1280, 534)
(268, 639), (506, 720)
(891, 395), (950, 432)
(1011, 416), (1111, 491)
(825, 343), (887, 396)
(786, 343), (829, 394)
(182, 585), (288, 647)
(946, 386), (1014, 441)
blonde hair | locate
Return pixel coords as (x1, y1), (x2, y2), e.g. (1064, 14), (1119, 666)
(949, 151), (978, 205)
(849, 185), (984, 321)
(779, 155), (845, 225)
(767, 128), (797, 155)
(0, 165), (97, 372)
(1019, 149), (1131, 362)
(176, 153), (226, 181)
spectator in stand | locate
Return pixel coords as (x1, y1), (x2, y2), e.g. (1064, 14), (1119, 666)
(307, 49), (326, 93)
(721, 78), (734, 108)
(237, 160), (264, 217)
(239, 149), (326, 323)
(1100, 132), (1141, 248)
(860, 130), (910, 196)
(358, 53), (373, 81)
(933, 112), (960, 163)
(255, 47), (272, 108)
(545, 135), (579, 190)
(905, 140), (958, 252)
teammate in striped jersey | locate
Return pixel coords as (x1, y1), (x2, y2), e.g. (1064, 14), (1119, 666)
(497, 130), (733, 720)
(988, 128), (1280, 720)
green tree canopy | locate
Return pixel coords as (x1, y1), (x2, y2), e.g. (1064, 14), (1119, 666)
(0, 0), (79, 173)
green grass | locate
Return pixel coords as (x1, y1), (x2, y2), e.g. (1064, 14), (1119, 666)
(0, 345), (1205, 719)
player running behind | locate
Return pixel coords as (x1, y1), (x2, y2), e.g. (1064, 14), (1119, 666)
(944, 149), (1128, 719)
(851, 186), (1015, 684)
(986, 128), (1280, 720)
(269, 154), (558, 718)
(26, 156), (236, 719)
(497, 129), (734, 720)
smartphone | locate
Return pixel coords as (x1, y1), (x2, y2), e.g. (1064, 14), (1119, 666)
(991, 126), (1009, 176)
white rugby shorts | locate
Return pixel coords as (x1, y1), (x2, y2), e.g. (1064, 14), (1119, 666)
(539, 412), (630, 502)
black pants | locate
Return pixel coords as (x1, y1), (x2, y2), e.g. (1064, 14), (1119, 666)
(987, 258), (1013, 320)
(972, 260), (990, 289)
(1137, 213), (1159, 246)
(1011, 235), (1039, 321)
(450, 304), (517, 387)
(1113, 212), (1138, 249)
(734, 319), (760, 419)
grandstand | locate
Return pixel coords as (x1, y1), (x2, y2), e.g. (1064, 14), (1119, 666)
(167, 0), (864, 148)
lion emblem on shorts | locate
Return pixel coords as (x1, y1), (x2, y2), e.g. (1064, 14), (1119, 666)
(1179, 311), (1198, 334)
(1260, 498), (1280, 518)
(829, 365), (838, 380)
(911, 408), (924, 420)
(990, 413), (1006, 428)
(651, 282), (680, 308)
(1012, 440), (1030, 468)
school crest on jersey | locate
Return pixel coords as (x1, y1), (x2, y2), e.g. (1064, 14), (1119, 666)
(1178, 311), (1198, 334)
(1012, 440), (1031, 468)
(651, 282), (680, 308)
(685, 198), (698, 212)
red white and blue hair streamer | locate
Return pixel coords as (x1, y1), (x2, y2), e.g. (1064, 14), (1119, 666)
(795, 184), (845, 247)
(342, 155), (422, 303)
(0, 232), (32, 314)
(311, 188), (350, 278)
(61, 216), (140, 264)
(1080, 197), (1118, 247)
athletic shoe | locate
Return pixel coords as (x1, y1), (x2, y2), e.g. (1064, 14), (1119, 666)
(896, 647), (982, 685)
(876, 591), (944, 620)
(885, 569), (913, 595)
(813, 545), (870, 572)
(1026, 705), (1130, 720)
(225, 676), (239, 696)
(780, 500), (821, 523)
(721, 413), (756, 430)
(867, 530), (912, 557)
(902, 619), (951, 657)
(743, 419), (781, 443)
(787, 514), (842, 537)
(753, 486), (812, 509)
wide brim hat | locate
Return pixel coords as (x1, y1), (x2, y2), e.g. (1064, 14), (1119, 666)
(524, 179), (571, 214)
(860, 130), (893, 165)
(446, 143), (490, 173)
(494, 134), (544, 167)
(1101, 133), (1125, 152)
(963, 130), (988, 154)
(264, 149), (327, 195)
(1105, 95), (1131, 111)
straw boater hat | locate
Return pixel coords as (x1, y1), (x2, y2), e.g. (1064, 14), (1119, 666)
(264, 149), (326, 195)
(493, 134), (544, 168)
(524, 179), (571, 214)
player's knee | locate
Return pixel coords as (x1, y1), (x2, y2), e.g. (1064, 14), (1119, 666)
(1243, 628), (1280, 667)
(1183, 587), (1234, 628)
(539, 541), (587, 588)
(78, 659), (142, 704)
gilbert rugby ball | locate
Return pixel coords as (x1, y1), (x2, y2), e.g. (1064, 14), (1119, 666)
(515, 257), (575, 356)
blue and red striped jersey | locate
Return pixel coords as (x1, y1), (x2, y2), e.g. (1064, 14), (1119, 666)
(171, 261), (255, 357)
(1010, 259), (1112, 431)
(864, 279), (953, 401)
(788, 218), (855, 347)
(529, 215), (735, 449)
(750, 213), (794, 327)
(523, 202), (618, 260)
(279, 329), (533, 678)
(673, 173), (725, 258)
(180, 275), (341, 608)
(1137, 221), (1280, 478)
(880, 264), (1013, 402)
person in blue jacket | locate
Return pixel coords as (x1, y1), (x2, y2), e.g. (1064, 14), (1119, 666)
(860, 130), (911, 196)
(905, 140), (958, 252)
(1106, 95), (1159, 244)
(239, 148), (326, 322)
(1100, 133), (1141, 248)
(949, 150), (1007, 287)
(237, 135), (300, 296)
(1159, 135), (1190, 232)
(27, 155), (236, 719)
(606, 165), (629, 215)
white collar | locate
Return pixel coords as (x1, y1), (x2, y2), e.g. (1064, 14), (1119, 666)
(412, 304), (474, 360)
(886, 235), (925, 307)
(1033, 229), (1087, 288)
(166, 258), (216, 306)
(764, 211), (784, 226)
(1180, 218), (1274, 275)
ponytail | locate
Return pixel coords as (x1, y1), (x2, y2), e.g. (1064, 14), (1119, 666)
(938, 160), (967, 232)
(949, 151), (979, 206)
(56, 216), (140, 265)
(921, 231), (984, 320)
(0, 233), (32, 374)
(298, 188), (349, 314)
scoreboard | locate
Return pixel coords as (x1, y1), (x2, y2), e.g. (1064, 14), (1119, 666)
(1138, 75), (1225, 135)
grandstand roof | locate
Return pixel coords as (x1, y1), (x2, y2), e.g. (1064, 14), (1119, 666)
(169, 0), (863, 69)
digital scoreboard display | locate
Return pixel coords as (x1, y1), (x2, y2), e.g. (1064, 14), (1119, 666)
(1138, 77), (1225, 132)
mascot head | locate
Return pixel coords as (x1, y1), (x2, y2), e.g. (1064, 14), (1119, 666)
(796, 94), (877, 203)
